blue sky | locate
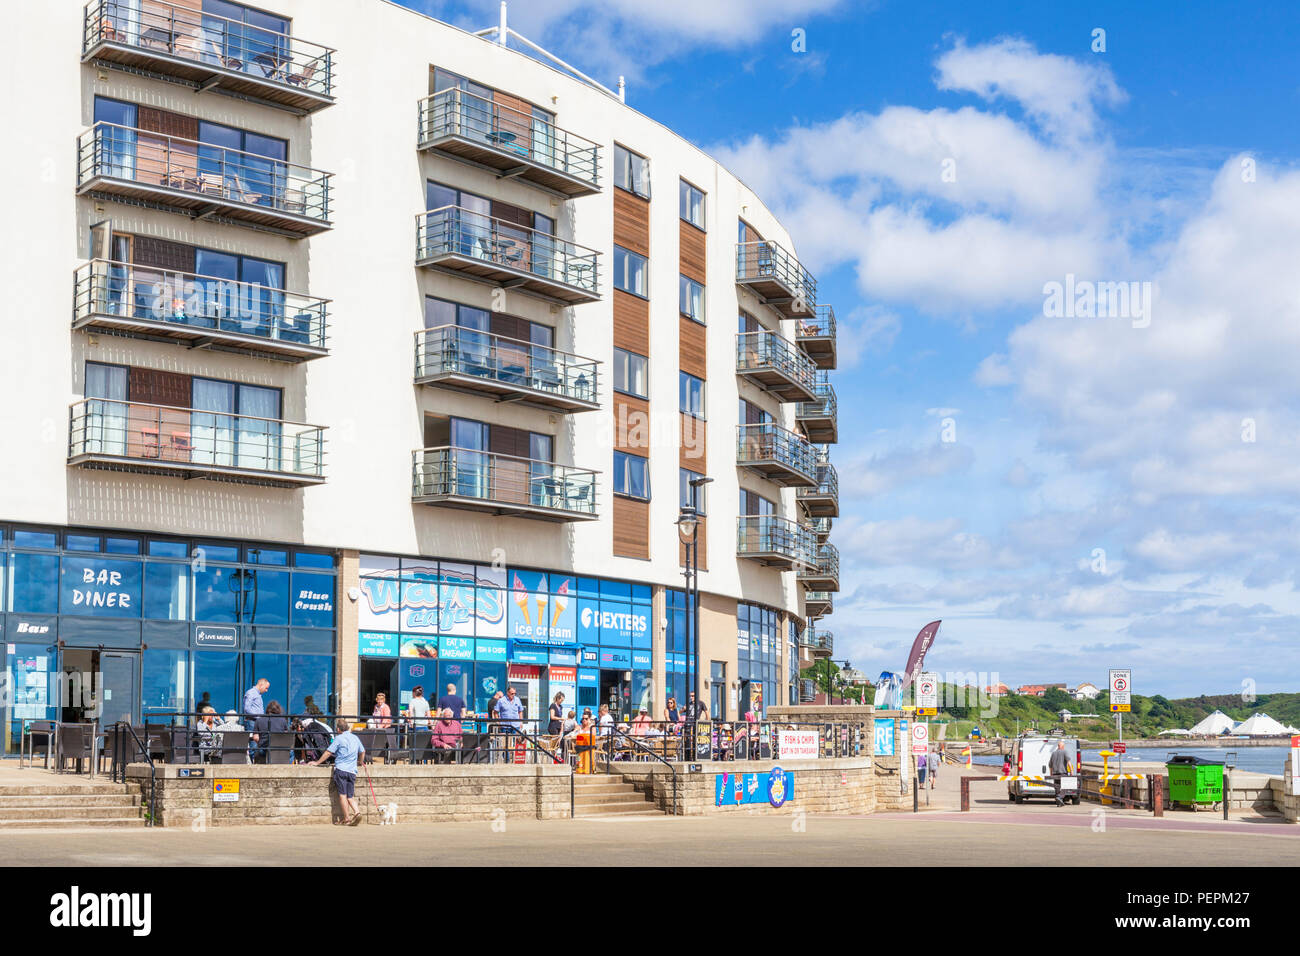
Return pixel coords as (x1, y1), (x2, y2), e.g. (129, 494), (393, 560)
(407, 0), (1300, 697)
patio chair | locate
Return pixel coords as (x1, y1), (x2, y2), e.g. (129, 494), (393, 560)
(409, 730), (433, 764)
(215, 730), (250, 764)
(56, 723), (93, 774)
(286, 60), (318, 88)
(26, 720), (55, 769)
(168, 727), (198, 764)
(228, 175), (262, 206)
(266, 732), (297, 765)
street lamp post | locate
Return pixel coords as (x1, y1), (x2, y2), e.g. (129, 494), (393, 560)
(677, 477), (712, 755)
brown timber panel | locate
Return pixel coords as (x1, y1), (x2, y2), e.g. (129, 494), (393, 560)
(613, 290), (649, 353)
(679, 219), (706, 283)
(680, 414), (706, 471)
(613, 189), (650, 257)
(613, 495), (650, 559)
(614, 395), (650, 454)
(491, 91), (535, 155)
(128, 367), (191, 408)
(133, 236), (196, 272)
(679, 315), (706, 379)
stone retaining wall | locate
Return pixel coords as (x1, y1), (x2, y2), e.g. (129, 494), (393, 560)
(614, 757), (874, 816)
(126, 763), (571, 827)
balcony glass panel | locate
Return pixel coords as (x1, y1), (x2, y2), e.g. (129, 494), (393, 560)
(735, 330), (818, 393)
(735, 240), (817, 308)
(412, 447), (597, 516)
(736, 515), (816, 565)
(736, 423), (818, 481)
(415, 326), (598, 406)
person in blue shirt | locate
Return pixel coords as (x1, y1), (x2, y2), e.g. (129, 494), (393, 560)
(495, 686), (526, 729)
(305, 719), (366, 826)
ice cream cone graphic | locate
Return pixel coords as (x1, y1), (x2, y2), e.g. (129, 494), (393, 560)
(535, 593), (548, 628)
(550, 580), (569, 627)
(512, 574), (530, 626)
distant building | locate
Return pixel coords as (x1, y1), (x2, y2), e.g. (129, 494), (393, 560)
(984, 683), (1010, 698)
(1072, 682), (1100, 700)
(1017, 685), (1047, 697)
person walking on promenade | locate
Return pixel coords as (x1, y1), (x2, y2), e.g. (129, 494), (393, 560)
(305, 718), (366, 825)
(1048, 740), (1073, 807)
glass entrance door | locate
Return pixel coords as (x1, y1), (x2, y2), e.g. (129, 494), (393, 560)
(98, 652), (139, 727)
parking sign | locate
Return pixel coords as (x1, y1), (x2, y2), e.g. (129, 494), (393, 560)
(918, 672), (939, 711)
(1109, 668), (1131, 712)
(911, 721), (930, 755)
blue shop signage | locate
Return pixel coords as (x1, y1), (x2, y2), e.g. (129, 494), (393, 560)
(475, 639), (507, 662)
(194, 625), (238, 649)
(358, 632), (399, 658)
(438, 636), (474, 661)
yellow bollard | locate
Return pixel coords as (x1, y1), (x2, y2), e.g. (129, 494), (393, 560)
(1099, 750), (1115, 806)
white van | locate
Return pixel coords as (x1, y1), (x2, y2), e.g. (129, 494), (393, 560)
(1008, 736), (1081, 804)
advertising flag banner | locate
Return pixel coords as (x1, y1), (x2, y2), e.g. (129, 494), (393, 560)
(900, 621), (941, 693)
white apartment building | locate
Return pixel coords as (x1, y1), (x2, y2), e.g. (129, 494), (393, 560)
(0, 0), (840, 746)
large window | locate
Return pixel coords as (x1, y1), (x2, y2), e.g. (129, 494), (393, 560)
(614, 144), (650, 198)
(680, 469), (707, 515)
(679, 275), (705, 324)
(613, 348), (648, 399)
(679, 371), (705, 419)
(613, 245), (647, 297)
(680, 180), (706, 228)
(612, 451), (650, 500)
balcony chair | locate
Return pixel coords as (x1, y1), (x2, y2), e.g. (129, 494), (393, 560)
(266, 732), (297, 765)
(286, 60), (319, 89)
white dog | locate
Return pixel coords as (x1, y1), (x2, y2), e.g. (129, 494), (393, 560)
(379, 802), (398, 825)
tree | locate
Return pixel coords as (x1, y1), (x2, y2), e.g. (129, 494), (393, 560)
(1042, 687), (1071, 712)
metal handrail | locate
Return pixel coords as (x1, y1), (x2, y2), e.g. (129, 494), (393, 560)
(735, 330), (818, 392)
(75, 258), (328, 349)
(82, 0), (336, 97)
(605, 727), (679, 815)
(797, 462), (839, 500)
(797, 304), (836, 339)
(415, 205), (600, 294)
(736, 514), (818, 566)
(735, 240), (817, 307)
(797, 379), (838, 418)
(736, 422), (818, 480)
(415, 325), (598, 403)
(811, 630), (835, 652)
(77, 122), (332, 222)
(800, 544), (840, 579)
(412, 446), (598, 515)
(418, 87), (600, 187)
(111, 721), (156, 827)
(69, 398), (326, 478)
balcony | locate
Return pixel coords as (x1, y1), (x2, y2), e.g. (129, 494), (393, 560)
(798, 544), (840, 592)
(796, 305), (837, 370)
(412, 448), (598, 522)
(735, 240), (816, 319)
(416, 326), (599, 413)
(736, 515), (816, 571)
(76, 123), (332, 237)
(810, 515), (833, 542)
(809, 628), (834, 654)
(796, 377), (838, 444)
(418, 88), (600, 197)
(736, 423), (817, 488)
(416, 207), (599, 305)
(81, 0), (335, 114)
(74, 259), (328, 363)
(68, 399), (324, 487)
(735, 331), (818, 403)
(796, 461), (839, 518)
(798, 678), (816, 703)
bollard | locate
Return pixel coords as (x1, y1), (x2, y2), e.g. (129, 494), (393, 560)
(912, 775), (918, 812)
(960, 776), (970, 812)
(1223, 768), (1229, 820)
(1152, 774), (1163, 817)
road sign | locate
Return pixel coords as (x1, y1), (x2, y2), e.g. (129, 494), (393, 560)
(1111, 741), (1127, 754)
(911, 721), (930, 755)
(917, 672), (939, 710)
(916, 707), (937, 717)
(1109, 668), (1131, 712)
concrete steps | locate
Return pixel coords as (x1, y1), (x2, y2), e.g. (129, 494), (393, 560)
(0, 781), (144, 828)
(572, 776), (662, 818)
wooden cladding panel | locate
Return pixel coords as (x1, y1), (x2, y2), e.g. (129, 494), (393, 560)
(613, 495), (650, 560)
(678, 517), (708, 571)
(613, 290), (649, 354)
(491, 91), (535, 154)
(680, 414), (706, 471)
(128, 367), (191, 407)
(613, 189), (650, 257)
(614, 395), (650, 453)
(679, 219), (706, 283)
(679, 315), (706, 379)
(138, 106), (199, 141)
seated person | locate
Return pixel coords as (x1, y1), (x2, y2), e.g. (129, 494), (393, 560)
(193, 705), (222, 762)
(630, 707), (653, 737)
(252, 700), (291, 762)
(430, 708), (462, 764)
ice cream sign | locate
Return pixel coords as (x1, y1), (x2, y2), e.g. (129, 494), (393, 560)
(508, 569), (577, 646)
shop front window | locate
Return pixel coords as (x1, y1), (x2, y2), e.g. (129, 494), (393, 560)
(192, 650), (239, 716)
(289, 654), (333, 714)
(142, 648), (188, 717)
(8, 553), (59, 613)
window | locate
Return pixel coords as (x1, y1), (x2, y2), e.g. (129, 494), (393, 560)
(679, 372), (705, 419)
(613, 245), (647, 297)
(613, 451), (650, 500)
(614, 144), (650, 198)
(680, 469), (707, 515)
(679, 275), (705, 324)
(613, 348), (648, 399)
(740, 490), (775, 516)
(680, 180), (706, 229)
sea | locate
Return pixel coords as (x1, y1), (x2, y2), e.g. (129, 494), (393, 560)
(973, 746), (1292, 775)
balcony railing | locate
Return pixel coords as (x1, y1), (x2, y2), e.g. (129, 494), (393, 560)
(797, 461), (839, 518)
(736, 515), (817, 570)
(799, 678), (816, 703)
(416, 206), (600, 305)
(735, 240), (816, 318)
(412, 447), (598, 521)
(68, 399), (324, 486)
(82, 0), (335, 112)
(799, 544), (840, 592)
(809, 628), (834, 653)
(418, 88), (600, 197)
(796, 304), (836, 370)
(736, 422), (818, 487)
(796, 377), (838, 444)
(810, 515), (833, 541)
(415, 326), (599, 412)
(74, 259), (328, 361)
(77, 122), (332, 236)
(735, 330), (819, 403)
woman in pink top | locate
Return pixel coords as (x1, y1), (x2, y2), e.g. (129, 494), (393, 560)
(630, 708), (653, 736)
(371, 692), (392, 728)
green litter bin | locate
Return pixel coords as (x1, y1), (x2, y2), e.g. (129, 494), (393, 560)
(1166, 755), (1224, 810)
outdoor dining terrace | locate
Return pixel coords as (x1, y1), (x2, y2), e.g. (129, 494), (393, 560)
(418, 87), (601, 197)
(81, 0), (335, 114)
(73, 259), (328, 362)
(77, 122), (333, 237)
(68, 399), (326, 487)
(415, 326), (599, 413)
(412, 447), (599, 521)
(416, 207), (600, 305)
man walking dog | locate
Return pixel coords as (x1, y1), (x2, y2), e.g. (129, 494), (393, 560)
(305, 719), (367, 825)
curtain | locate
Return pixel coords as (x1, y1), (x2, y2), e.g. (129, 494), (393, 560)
(236, 385), (280, 471)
